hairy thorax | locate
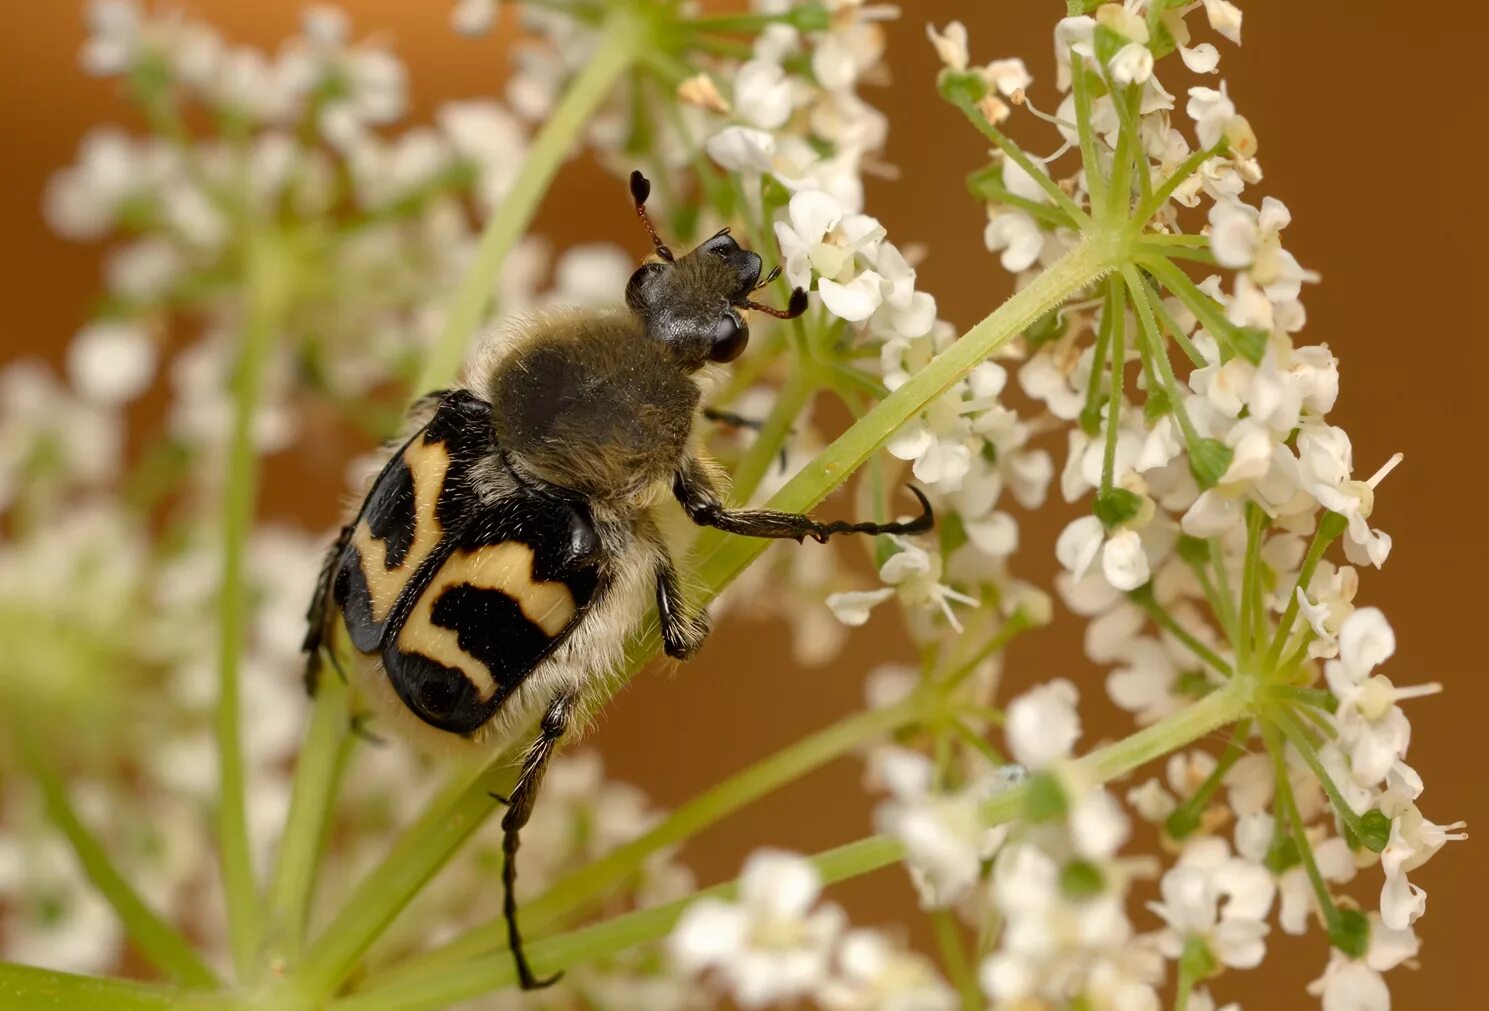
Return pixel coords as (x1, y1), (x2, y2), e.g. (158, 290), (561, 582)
(484, 311), (700, 508)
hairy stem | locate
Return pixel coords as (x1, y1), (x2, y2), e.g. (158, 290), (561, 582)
(413, 8), (646, 397)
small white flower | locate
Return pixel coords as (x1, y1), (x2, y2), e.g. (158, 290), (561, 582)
(984, 210), (1044, 272)
(1004, 678), (1081, 768)
(926, 22), (968, 72)
(872, 747), (1013, 907)
(1109, 42), (1154, 86)
(67, 321), (156, 404)
(450, 0), (498, 36)
(1186, 84), (1238, 149)
(1101, 528), (1151, 592)
(818, 929), (958, 1011)
(670, 849), (846, 1008)
(1307, 918), (1418, 1011)
(819, 271), (886, 322)
(706, 125), (776, 173)
(1323, 608), (1440, 788)
(734, 59), (794, 130)
(1149, 837), (1273, 971)
(1202, 0), (1244, 44)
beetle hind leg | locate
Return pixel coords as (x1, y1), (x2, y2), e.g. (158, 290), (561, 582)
(499, 691), (576, 990)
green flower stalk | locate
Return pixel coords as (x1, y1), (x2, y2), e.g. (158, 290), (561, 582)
(0, 4), (1461, 1011)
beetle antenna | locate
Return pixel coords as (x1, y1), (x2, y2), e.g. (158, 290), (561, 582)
(740, 287), (808, 319)
(629, 170), (674, 263)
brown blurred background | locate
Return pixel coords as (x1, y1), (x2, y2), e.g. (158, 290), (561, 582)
(3, 2), (1485, 1006)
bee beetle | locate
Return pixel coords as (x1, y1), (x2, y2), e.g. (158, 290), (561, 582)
(303, 171), (933, 989)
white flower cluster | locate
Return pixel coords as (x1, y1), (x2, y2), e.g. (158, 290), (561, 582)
(0, 3), (686, 980)
(49, 2), (541, 406)
(670, 849), (957, 1010)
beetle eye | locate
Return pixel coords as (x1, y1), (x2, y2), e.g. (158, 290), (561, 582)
(708, 312), (749, 363)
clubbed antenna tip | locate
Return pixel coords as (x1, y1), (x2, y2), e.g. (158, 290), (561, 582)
(629, 170), (651, 206)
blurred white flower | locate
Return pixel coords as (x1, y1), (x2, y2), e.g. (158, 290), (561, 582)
(670, 850), (846, 1008)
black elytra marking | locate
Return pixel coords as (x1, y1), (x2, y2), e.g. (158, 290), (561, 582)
(365, 458), (416, 570)
(324, 389), (613, 736)
(333, 392), (491, 654)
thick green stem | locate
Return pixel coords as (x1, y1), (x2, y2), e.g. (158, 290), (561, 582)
(0, 963), (200, 1011)
(289, 759), (503, 1002)
(262, 673), (353, 969)
(14, 724), (218, 988)
(218, 228), (292, 978)
(412, 9), (645, 397)
(932, 910), (981, 1011)
(340, 686), (1248, 1011)
(357, 697), (926, 991)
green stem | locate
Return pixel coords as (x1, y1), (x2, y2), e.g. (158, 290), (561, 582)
(1209, 538), (1240, 649)
(969, 174), (1078, 229)
(289, 759), (505, 1002)
(1083, 278), (1117, 424)
(298, 239), (1108, 1003)
(1263, 512), (1346, 672)
(1133, 143), (1224, 227)
(412, 9), (646, 397)
(328, 838), (905, 1011)
(1147, 275), (1207, 368)
(1099, 273), (1128, 497)
(1130, 587), (1232, 678)
(357, 697), (927, 991)
(1069, 55), (1107, 211)
(932, 910), (981, 1011)
(263, 673), (354, 969)
(1139, 254), (1248, 360)
(1238, 503), (1267, 671)
(950, 94), (1091, 227)
(218, 228), (292, 978)
(936, 609), (1034, 691)
(1263, 722), (1341, 931)
(0, 963), (197, 1011)
(14, 725), (218, 988)
(1269, 707), (1369, 841)
(1124, 264), (1202, 446)
(1165, 719), (1251, 837)
(335, 687), (1247, 1011)
(1103, 83), (1140, 223)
